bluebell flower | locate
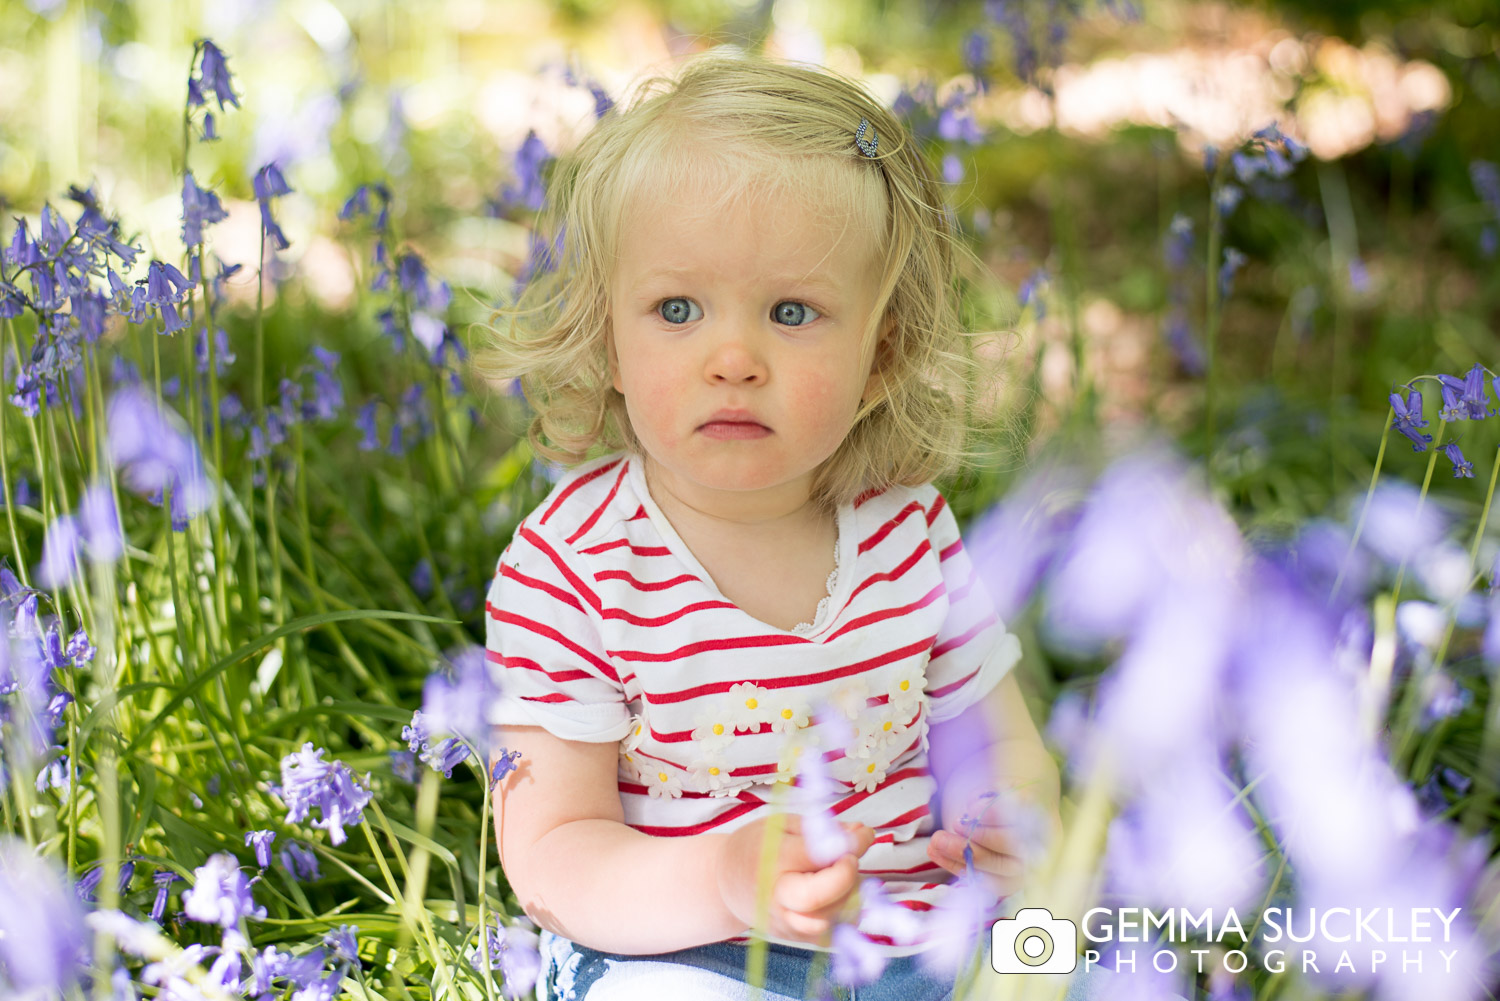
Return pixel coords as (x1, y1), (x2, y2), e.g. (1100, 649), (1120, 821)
(1436, 374), (1467, 422)
(324, 924), (359, 966)
(498, 132), (552, 214)
(150, 871), (181, 923)
(279, 842), (321, 882)
(273, 743), (372, 847)
(1460, 363), (1492, 419)
(422, 645), (497, 748)
(1348, 257), (1370, 293)
(1472, 160), (1500, 214)
(35, 753), (69, 800)
(1390, 388), (1432, 451)
(355, 400), (380, 451)
(402, 709), (430, 754)
(1441, 442), (1474, 478)
(181, 171), (228, 248)
(253, 163), (293, 251)
(182, 852), (265, 929)
(245, 830), (276, 868)
(1218, 247), (1247, 297)
(390, 750), (419, 783)
(490, 748), (522, 789)
(420, 737), (471, 778)
(143, 260), (191, 306)
(831, 924), (887, 986)
(1018, 268), (1047, 320)
(1163, 213), (1194, 271)
(36, 513), (81, 588)
(106, 387), (213, 523)
(0, 836), (89, 994)
(195, 39), (239, 112)
(74, 866), (103, 904)
(410, 557), (433, 597)
(469, 921), (542, 999)
(961, 28), (991, 82)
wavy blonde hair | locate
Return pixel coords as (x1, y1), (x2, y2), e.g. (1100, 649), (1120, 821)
(470, 48), (1011, 513)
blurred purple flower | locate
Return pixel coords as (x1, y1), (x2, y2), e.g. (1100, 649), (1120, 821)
(105, 387), (213, 524)
(181, 171), (228, 248)
(150, 871), (180, 923)
(966, 462), (1079, 624)
(915, 875), (996, 979)
(497, 131), (552, 215)
(323, 924), (359, 966)
(181, 852), (265, 929)
(1218, 247), (1247, 297)
(1018, 268), (1047, 321)
(194, 39), (238, 112)
(786, 710), (849, 866)
(1355, 479), (1447, 569)
(279, 842), (321, 882)
(253, 163), (293, 251)
(390, 749), (419, 783)
(857, 876), (923, 946)
(273, 743), (372, 847)
(422, 644), (498, 749)
(245, 830), (275, 869)
(0, 837), (89, 994)
(469, 921), (542, 1000)
(830, 923), (887, 986)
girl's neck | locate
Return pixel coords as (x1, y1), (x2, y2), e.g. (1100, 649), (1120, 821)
(641, 454), (828, 542)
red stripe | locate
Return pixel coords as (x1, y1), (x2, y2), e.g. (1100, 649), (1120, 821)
(862, 861), (944, 875)
(539, 456), (624, 525)
(621, 797), (762, 837)
(637, 639), (933, 703)
(859, 500), (926, 556)
(566, 462), (628, 545)
(931, 613), (1000, 661)
(927, 492), (946, 529)
(486, 605), (620, 684)
(491, 563), (587, 615)
(822, 582), (944, 643)
(578, 538), (673, 557)
(846, 536), (931, 604)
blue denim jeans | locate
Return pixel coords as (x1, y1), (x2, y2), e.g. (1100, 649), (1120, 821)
(537, 929), (1118, 1001)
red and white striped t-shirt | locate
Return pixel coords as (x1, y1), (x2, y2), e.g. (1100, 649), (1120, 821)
(484, 451), (1022, 957)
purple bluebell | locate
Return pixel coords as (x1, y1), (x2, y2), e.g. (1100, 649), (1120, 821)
(410, 557), (433, 598)
(1472, 160), (1500, 214)
(965, 461), (1078, 623)
(323, 924), (359, 966)
(36, 513), (81, 588)
(194, 40), (238, 111)
(194, 326), (234, 376)
(1162, 213), (1194, 270)
(1214, 182), (1244, 217)
(856, 877), (923, 946)
(1436, 373), (1466, 422)
(253, 163), (293, 251)
(1218, 247), (1247, 297)
(182, 852), (265, 928)
(469, 921), (542, 1000)
(490, 748), (522, 789)
(421, 645), (497, 748)
(181, 172), (228, 248)
(74, 865), (103, 903)
(0, 836), (89, 993)
(1389, 387), (1431, 451)
(830, 923), (887, 986)
(151, 871), (181, 923)
(786, 720), (847, 866)
(105, 386), (213, 523)
(355, 400), (380, 451)
(1441, 441), (1475, 478)
(390, 749), (419, 783)
(914, 873), (995, 978)
(421, 736), (471, 778)
(402, 709), (430, 753)
(78, 481), (122, 562)
(1017, 268), (1047, 320)
(1459, 362), (1492, 419)
(279, 842), (321, 882)
(274, 743), (372, 846)
(1347, 257), (1370, 293)
(245, 830), (276, 868)
(498, 131), (552, 214)
(35, 753), (69, 800)
(961, 28), (991, 83)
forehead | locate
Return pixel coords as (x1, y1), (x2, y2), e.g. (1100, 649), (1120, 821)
(614, 172), (879, 292)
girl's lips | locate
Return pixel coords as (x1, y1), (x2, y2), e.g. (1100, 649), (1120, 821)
(699, 421), (772, 440)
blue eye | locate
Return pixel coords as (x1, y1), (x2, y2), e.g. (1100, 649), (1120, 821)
(658, 298), (703, 324)
(774, 301), (821, 326)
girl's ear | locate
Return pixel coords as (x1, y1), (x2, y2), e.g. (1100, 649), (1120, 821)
(605, 322), (624, 394)
(862, 313), (897, 403)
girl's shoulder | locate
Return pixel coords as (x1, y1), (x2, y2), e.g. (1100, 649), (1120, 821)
(512, 450), (640, 551)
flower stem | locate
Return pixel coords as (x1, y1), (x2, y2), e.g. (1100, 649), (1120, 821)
(1390, 419), (1446, 605)
(1330, 404), (1394, 606)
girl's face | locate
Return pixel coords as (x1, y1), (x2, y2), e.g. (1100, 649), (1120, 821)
(606, 172), (890, 525)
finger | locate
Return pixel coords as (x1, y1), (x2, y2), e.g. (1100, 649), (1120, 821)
(778, 906), (833, 944)
(931, 832), (1025, 884)
(845, 822), (875, 857)
(777, 854), (861, 914)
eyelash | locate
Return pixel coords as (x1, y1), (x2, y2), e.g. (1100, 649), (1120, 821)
(652, 297), (823, 328)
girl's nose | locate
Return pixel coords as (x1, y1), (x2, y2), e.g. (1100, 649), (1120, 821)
(705, 324), (768, 384)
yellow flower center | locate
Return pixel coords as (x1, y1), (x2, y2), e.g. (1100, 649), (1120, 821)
(745, 698), (758, 710)
(899, 680), (909, 691)
(781, 708), (793, 719)
(657, 772), (669, 783)
(866, 763), (877, 774)
(882, 721), (893, 732)
(708, 767), (720, 776)
(712, 723), (724, 735)
(634, 724), (642, 736)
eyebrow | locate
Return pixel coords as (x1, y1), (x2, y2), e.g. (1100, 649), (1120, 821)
(632, 266), (844, 295)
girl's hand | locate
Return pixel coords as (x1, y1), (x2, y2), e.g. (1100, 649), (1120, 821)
(926, 789), (1061, 899)
(715, 813), (875, 946)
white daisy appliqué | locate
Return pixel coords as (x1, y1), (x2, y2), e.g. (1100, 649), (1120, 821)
(769, 698), (811, 735)
(855, 706), (910, 758)
(690, 699), (736, 752)
(851, 757), (889, 794)
(886, 663), (925, 717)
(727, 682), (773, 734)
(622, 713), (648, 753)
(689, 752), (735, 796)
(645, 765), (684, 800)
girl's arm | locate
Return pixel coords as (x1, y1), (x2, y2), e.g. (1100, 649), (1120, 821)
(492, 723), (873, 955)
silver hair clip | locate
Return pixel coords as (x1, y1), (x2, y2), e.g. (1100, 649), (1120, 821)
(854, 118), (878, 158)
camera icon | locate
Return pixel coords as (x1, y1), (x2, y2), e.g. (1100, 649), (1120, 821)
(991, 908), (1079, 975)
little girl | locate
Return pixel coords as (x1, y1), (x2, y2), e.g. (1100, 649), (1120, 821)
(475, 51), (1070, 1001)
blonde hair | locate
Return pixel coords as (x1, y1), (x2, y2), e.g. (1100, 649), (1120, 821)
(470, 49), (1012, 513)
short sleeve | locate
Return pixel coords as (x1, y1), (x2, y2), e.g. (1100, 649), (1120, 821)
(921, 488), (1023, 723)
(484, 520), (633, 743)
